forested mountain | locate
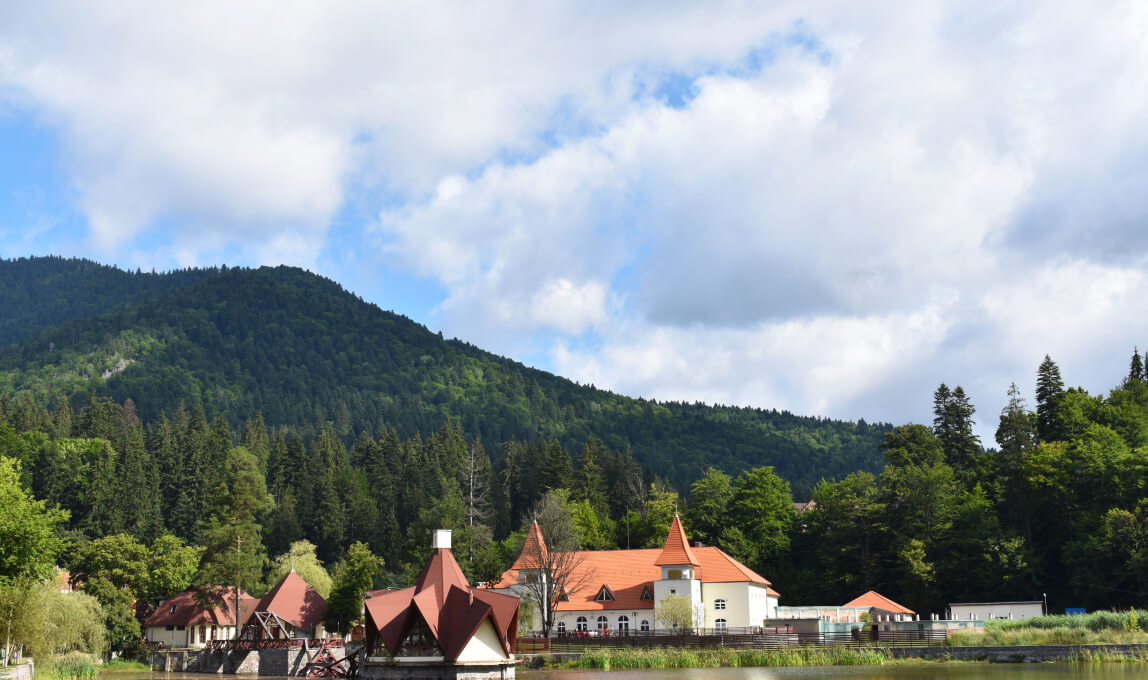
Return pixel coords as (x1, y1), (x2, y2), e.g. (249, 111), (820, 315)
(0, 256), (889, 494)
(3, 255), (1147, 657)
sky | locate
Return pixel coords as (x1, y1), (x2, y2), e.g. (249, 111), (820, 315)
(3, 2), (1148, 444)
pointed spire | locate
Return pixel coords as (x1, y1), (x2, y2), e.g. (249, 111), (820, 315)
(655, 514), (700, 567)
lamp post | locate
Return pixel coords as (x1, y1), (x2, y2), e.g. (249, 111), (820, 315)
(1042, 593), (1048, 616)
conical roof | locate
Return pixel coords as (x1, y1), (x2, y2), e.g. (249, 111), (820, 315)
(654, 515), (700, 567)
(414, 545), (470, 606)
(510, 520), (549, 570)
(249, 570), (327, 631)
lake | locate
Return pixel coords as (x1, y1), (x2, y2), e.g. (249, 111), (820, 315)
(524, 664), (1148, 680)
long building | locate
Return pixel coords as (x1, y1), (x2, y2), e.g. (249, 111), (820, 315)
(493, 515), (778, 634)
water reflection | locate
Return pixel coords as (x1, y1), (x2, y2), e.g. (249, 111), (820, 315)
(524, 664), (1148, 680)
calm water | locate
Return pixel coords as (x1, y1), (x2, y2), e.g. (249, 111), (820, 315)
(524, 665), (1148, 680)
(104, 666), (1148, 680)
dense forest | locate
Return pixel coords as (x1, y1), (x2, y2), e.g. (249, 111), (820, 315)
(0, 256), (890, 495)
(2, 256), (1146, 659)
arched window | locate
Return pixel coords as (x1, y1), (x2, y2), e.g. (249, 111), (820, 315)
(714, 618), (728, 633)
(597, 615), (609, 632)
(617, 615), (630, 634)
(556, 621), (566, 634)
(714, 598), (726, 611)
(576, 616), (588, 632)
(640, 619), (650, 633)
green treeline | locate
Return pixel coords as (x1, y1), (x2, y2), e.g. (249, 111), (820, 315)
(783, 354), (1148, 615)
(0, 256), (891, 496)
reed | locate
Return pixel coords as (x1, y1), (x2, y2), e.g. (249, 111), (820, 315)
(947, 610), (1148, 647)
(569, 646), (895, 670)
(35, 653), (100, 680)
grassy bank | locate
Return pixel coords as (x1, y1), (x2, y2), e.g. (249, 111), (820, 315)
(948, 610), (1148, 647)
(97, 660), (149, 674)
(562, 646), (897, 670)
(34, 653), (99, 680)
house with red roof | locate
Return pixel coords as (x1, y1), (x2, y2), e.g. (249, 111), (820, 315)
(243, 570), (328, 640)
(360, 530), (519, 678)
(145, 587), (257, 648)
(494, 515), (778, 635)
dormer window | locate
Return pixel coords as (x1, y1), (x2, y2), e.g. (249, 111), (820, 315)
(640, 586), (652, 601)
(595, 586), (615, 601)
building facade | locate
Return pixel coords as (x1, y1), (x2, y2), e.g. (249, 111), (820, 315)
(494, 515), (778, 635)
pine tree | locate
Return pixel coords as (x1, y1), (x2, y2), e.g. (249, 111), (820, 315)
(242, 413), (270, 475)
(539, 440), (573, 492)
(1035, 355), (1066, 442)
(1128, 347), (1145, 385)
(994, 382), (1036, 530)
(574, 437), (609, 515)
(52, 396), (73, 439)
(932, 384), (981, 478)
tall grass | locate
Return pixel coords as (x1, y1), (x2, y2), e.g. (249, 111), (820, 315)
(97, 659), (150, 674)
(947, 610), (1148, 647)
(570, 646), (895, 670)
(34, 653), (100, 680)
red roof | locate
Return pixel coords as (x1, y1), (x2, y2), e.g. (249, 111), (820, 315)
(247, 571), (327, 632)
(145, 587), (255, 628)
(493, 545), (772, 611)
(509, 521), (549, 571)
(365, 546), (519, 662)
(654, 515), (701, 567)
(844, 590), (914, 615)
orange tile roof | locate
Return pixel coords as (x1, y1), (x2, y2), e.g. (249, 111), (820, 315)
(843, 590), (914, 615)
(247, 570), (327, 632)
(509, 521), (548, 571)
(655, 515), (701, 567)
(494, 545), (772, 611)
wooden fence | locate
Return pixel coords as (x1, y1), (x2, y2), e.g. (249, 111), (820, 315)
(538, 629), (949, 653)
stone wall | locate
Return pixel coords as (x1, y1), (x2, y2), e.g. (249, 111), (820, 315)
(891, 643), (1148, 662)
(149, 645), (347, 675)
(0, 663), (33, 680)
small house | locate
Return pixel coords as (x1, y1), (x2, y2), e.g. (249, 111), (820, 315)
(145, 587), (255, 648)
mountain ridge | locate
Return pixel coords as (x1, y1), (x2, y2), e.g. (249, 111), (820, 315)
(0, 256), (890, 493)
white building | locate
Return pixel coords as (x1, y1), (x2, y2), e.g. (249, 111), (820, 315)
(949, 601), (1044, 621)
(493, 515), (778, 635)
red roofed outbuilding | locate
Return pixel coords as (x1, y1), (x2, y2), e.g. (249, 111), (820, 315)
(363, 530), (519, 667)
(244, 570), (328, 639)
(145, 587), (257, 648)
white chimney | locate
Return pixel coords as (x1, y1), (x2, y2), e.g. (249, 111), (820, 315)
(433, 529), (452, 550)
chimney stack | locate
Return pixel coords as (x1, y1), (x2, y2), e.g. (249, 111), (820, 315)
(433, 529), (452, 550)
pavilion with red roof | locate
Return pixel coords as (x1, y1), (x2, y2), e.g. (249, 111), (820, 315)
(360, 530), (519, 678)
(243, 570), (328, 640)
(494, 515), (778, 635)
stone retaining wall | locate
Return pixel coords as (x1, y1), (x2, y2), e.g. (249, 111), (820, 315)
(150, 646), (346, 675)
(0, 663), (33, 680)
(891, 643), (1148, 663)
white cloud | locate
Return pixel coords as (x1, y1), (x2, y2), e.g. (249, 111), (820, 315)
(5, 2), (1148, 430)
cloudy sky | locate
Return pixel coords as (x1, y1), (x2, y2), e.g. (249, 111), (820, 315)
(3, 2), (1147, 442)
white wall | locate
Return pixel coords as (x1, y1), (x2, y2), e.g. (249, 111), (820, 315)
(146, 626), (189, 648)
(456, 619), (509, 662)
(949, 603), (1044, 621)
